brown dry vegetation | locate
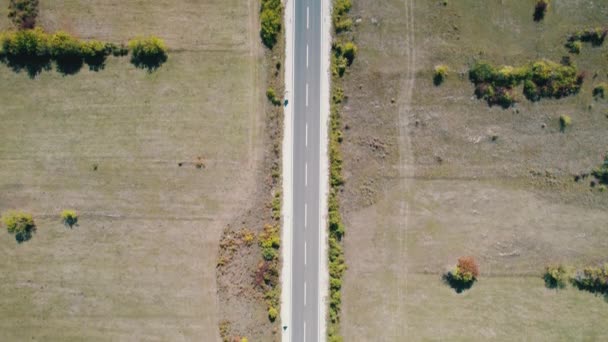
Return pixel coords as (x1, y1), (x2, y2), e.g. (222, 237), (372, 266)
(0, 0), (265, 340)
(340, 0), (608, 340)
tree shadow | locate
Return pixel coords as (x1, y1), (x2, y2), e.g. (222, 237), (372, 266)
(63, 217), (78, 229)
(84, 54), (108, 71)
(533, 2), (547, 22)
(1, 54), (51, 78)
(443, 272), (475, 293)
(130, 52), (167, 72)
(15, 225), (36, 243)
(433, 74), (444, 86)
(1, 54), (109, 77)
(56, 55), (84, 76)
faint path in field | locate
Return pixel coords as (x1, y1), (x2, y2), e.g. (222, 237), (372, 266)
(394, 0), (416, 339)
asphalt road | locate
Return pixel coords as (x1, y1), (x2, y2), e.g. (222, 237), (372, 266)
(291, 0), (321, 340)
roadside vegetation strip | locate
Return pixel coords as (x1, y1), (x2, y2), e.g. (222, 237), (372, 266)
(469, 59), (584, 108)
(0, 28), (166, 76)
(328, 0), (356, 340)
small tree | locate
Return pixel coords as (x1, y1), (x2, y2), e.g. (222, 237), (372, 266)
(128, 36), (168, 71)
(61, 209), (78, 228)
(2, 210), (36, 243)
(444, 256), (479, 292)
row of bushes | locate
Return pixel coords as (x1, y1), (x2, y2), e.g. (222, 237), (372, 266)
(469, 59), (583, 108)
(257, 224), (281, 321)
(333, 0), (353, 33)
(544, 264), (608, 296)
(1, 209), (78, 243)
(8, 0), (38, 29)
(260, 0), (282, 49)
(565, 27), (608, 53)
(0, 28), (167, 75)
(328, 1), (356, 340)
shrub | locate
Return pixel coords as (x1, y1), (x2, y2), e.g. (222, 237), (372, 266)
(268, 306), (278, 321)
(533, 0), (548, 22)
(444, 256), (479, 292)
(591, 153), (608, 185)
(2, 27), (50, 57)
(593, 83), (607, 99)
(2, 210), (36, 243)
(544, 265), (571, 289)
(259, 224), (280, 261)
(334, 41), (357, 66)
(333, 0), (352, 33)
(469, 61), (496, 84)
(433, 64), (449, 86)
(571, 265), (608, 295)
(266, 87), (282, 106)
(559, 115), (571, 132)
(61, 209), (78, 228)
(260, 0), (282, 49)
(578, 27), (608, 46)
(565, 40), (581, 54)
(8, 0), (39, 29)
(128, 36), (168, 71)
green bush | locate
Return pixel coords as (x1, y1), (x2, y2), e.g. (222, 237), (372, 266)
(268, 306), (278, 321)
(61, 209), (78, 228)
(2, 27), (50, 57)
(565, 40), (581, 54)
(335, 41), (357, 66)
(128, 36), (168, 71)
(433, 64), (449, 86)
(543, 265), (571, 289)
(333, 0), (352, 33)
(571, 265), (608, 295)
(2, 210), (36, 243)
(266, 87), (282, 106)
(559, 115), (571, 132)
(260, 0), (282, 49)
(593, 83), (607, 99)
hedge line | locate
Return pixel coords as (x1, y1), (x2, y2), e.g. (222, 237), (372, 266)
(469, 59), (583, 108)
(544, 264), (608, 296)
(328, 0), (356, 340)
(0, 28), (166, 76)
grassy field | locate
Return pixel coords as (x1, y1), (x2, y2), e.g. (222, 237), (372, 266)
(0, 0), (263, 340)
(340, 0), (608, 340)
